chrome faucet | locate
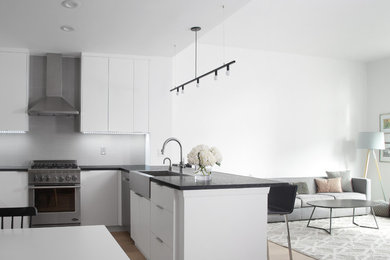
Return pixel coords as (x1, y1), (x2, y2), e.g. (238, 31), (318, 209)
(161, 137), (184, 173)
(163, 157), (172, 171)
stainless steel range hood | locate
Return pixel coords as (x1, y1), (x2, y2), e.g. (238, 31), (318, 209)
(28, 54), (79, 116)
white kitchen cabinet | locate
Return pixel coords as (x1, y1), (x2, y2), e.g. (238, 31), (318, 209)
(80, 56), (109, 132)
(0, 171), (29, 228)
(130, 190), (150, 259)
(0, 50), (29, 132)
(81, 53), (150, 134)
(109, 58), (134, 132)
(80, 171), (121, 226)
(133, 60), (149, 132)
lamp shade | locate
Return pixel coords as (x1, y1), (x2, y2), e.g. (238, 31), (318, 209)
(357, 132), (385, 150)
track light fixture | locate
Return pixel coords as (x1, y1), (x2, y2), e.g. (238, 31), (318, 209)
(171, 26), (236, 94)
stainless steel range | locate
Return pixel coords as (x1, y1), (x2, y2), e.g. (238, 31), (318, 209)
(28, 160), (81, 227)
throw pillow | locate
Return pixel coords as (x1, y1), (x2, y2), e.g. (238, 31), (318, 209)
(315, 178), (343, 193)
(292, 182), (309, 194)
(326, 170), (353, 192)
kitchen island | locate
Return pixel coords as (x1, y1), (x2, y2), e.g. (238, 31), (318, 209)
(127, 167), (286, 260)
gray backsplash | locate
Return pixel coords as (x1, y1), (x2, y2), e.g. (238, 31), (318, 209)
(0, 55), (146, 167)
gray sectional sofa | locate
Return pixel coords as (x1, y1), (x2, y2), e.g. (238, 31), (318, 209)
(268, 177), (371, 223)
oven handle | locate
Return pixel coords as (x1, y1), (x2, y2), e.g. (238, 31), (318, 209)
(28, 185), (81, 189)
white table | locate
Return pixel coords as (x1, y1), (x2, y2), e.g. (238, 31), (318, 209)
(0, 225), (130, 260)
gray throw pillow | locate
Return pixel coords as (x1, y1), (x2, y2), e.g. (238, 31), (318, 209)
(326, 170), (353, 192)
(293, 182), (309, 194)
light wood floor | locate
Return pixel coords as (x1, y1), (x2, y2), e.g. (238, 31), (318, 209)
(111, 231), (315, 260)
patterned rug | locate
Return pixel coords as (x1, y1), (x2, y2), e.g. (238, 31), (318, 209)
(267, 215), (390, 260)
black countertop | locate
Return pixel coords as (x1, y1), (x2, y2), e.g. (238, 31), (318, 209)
(148, 168), (287, 190)
(1, 164), (287, 190)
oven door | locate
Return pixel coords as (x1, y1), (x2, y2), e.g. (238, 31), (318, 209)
(29, 185), (81, 226)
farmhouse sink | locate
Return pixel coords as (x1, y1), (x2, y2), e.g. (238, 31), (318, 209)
(129, 170), (190, 199)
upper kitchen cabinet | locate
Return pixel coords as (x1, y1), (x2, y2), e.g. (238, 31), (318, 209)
(133, 60), (149, 132)
(81, 55), (109, 132)
(80, 53), (149, 134)
(0, 50), (29, 132)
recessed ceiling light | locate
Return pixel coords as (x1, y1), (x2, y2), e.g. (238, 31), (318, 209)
(60, 25), (75, 32)
(61, 0), (78, 9)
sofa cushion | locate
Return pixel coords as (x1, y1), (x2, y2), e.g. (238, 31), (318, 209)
(326, 170), (353, 192)
(315, 177), (343, 193)
(317, 192), (366, 200)
(293, 182), (309, 194)
(296, 194), (335, 207)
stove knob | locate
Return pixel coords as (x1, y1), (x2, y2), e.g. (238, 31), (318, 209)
(66, 175), (71, 181)
(59, 176), (65, 182)
(34, 175), (39, 181)
(45, 175), (51, 182)
(71, 175), (78, 181)
(38, 176), (44, 182)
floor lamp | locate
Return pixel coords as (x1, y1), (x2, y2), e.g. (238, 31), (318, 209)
(358, 132), (387, 201)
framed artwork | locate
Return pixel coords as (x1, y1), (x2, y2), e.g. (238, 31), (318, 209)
(380, 113), (390, 133)
(380, 134), (390, 162)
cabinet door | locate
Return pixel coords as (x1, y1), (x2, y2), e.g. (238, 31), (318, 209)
(108, 58), (134, 132)
(80, 171), (120, 226)
(0, 51), (28, 132)
(81, 56), (109, 132)
(0, 171), (29, 228)
(133, 59), (149, 132)
(138, 195), (151, 259)
(130, 190), (139, 241)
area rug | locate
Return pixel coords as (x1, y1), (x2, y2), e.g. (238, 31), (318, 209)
(267, 215), (390, 260)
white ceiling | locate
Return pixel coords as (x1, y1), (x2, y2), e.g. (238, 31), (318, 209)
(0, 0), (250, 56)
(2, 0), (390, 61)
(201, 0), (390, 62)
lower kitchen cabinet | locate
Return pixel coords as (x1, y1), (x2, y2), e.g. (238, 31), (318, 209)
(0, 171), (28, 207)
(0, 171), (29, 228)
(130, 190), (150, 259)
(80, 170), (121, 226)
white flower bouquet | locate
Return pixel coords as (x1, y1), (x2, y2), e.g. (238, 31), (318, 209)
(187, 145), (222, 176)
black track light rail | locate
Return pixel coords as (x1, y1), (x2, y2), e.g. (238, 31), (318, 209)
(170, 60), (236, 92)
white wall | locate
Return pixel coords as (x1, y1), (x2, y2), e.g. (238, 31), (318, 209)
(367, 58), (390, 200)
(172, 41), (368, 179)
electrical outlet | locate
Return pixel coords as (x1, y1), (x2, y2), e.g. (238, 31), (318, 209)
(100, 147), (106, 155)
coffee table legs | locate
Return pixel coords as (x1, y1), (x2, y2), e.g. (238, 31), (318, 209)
(352, 207), (379, 229)
(307, 206), (333, 234)
(308, 206), (379, 234)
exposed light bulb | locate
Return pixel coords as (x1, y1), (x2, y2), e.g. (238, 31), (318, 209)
(176, 89), (179, 96)
(181, 87), (185, 94)
(214, 71), (218, 80)
(196, 79), (200, 88)
(226, 66), (230, 76)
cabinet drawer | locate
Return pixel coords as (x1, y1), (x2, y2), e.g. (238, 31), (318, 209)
(151, 233), (173, 260)
(151, 202), (173, 248)
(151, 182), (174, 212)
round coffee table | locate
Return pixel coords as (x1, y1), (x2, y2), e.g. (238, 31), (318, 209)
(307, 199), (379, 234)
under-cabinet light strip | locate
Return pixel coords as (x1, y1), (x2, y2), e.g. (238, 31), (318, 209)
(0, 131), (27, 134)
(81, 131), (148, 135)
